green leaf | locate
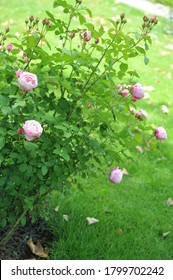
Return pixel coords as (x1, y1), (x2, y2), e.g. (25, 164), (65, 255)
(119, 63), (128, 72)
(144, 56), (149, 65)
(21, 216), (26, 227)
(0, 137), (5, 150)
(60, 149), (70, 161)
(24, 141), (38, 151)
(79, 14), (86, 25)
(42, 165), (48, 176)
(136, 46), (146, 55)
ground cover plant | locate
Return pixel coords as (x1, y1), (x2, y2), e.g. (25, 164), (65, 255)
(0, 0), (173, 260)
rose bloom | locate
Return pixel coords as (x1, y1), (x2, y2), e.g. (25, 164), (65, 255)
(109, 167), (123, 184)
(136, 109), (148, 120)
(130, 82), (144, 100)
(17, 70), (38, 92)
(23, 120), (43, 141)
(154, 127), (167, 141)
(81, 30), (91, 42)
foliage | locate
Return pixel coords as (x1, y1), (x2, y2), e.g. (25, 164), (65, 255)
(0, 0), (158, 243)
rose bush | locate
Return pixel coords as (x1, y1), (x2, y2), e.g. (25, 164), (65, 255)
(0, 0), (167, 244)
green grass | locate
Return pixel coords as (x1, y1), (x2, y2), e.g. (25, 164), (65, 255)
(152, 0), (173, 7)
(1, 0), (173, 259)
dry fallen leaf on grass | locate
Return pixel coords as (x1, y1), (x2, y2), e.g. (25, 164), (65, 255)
(161, 105), (169, 114)
(27, 238), (48, 258)
(162, 231), (170, 238)
(63, 214), (69, 222)
(167, 197), (173, 206)
(86, 217), (99, 225)
(136, 146), (144, 154)
(54, 205), (60, 212)
(122, 168), (129, 175)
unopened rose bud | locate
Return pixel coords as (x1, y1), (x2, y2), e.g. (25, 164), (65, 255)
(69, 32), (75, 39)
(116, 19), (120, 25)
(35, 18), (39, 23)
(17, 128), (23, 135)
(6, 44), (13, 52)
(143, 15), (149, 22)
(24, 57), (28, 63)
(95, 38), (99, 44)
(2, 35), (6, 40)
(76, 0), (82, 4)
(5, 27), (10, 33)
(29, 15), (34, 22)
(87, 102), (92, 108)
(81, 30), (91, 42)
(120, 13), (125, 19)
(25, 19), (29, 24)
(42, 18), (50, 25)
(121, 89), (129, 97)
(142, 23), (147, 29)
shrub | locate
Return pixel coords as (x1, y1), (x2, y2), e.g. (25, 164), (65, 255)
(0, 0), (161, 244)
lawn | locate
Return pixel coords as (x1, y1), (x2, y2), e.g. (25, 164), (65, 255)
(1, 0), (173, 260)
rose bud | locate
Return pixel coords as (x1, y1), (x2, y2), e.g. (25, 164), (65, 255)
(23, 120), (43, 141)
(121, 89), (129, 97)
(95, 38), (99, 44)
(69, 32), (75, 39)
(130, 82), (144, 100)
(6, 44), (13, 52)
(136, 109), (148, 120)
(5, 27), (10, 33)
(154, 127), (167, 141)
(17, 128), (23, 135)
(17, 70), (38, 92)
(29, 16), (34, 22)
(143, 15), (149, 22)
(24, 57), (28, 63)
(87, 102), (92, 108)
(81, 30), (91, 42)
(109, 167), (123, 184)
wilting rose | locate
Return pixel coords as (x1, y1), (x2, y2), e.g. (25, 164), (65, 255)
(154, 127), (167, 141)
(23, 120), (43, 141)
(81, 30), (91, 42)
(130, 82), (144, 100)
(17, 70), (38, 92)
(109, 167), (123, 184)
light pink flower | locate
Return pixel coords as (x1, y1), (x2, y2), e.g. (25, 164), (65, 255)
(154, 127), (167, 141)
(121, 89), (129, 97)
(109, 167), (123, 184)
(23, 120), (43, 141)
(136, 109), (148, 120)
(81, 30), (91, 42)
(6, 44), (13, 52)
(17, 71), (38, 92)
(130, 82), (144, 100)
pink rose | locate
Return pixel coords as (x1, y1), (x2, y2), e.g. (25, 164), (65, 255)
(109, 167), (123, 184)
(23, 120), (43, 141)
(136, 109), (148, 120)
(130, 83), (144, 100)
(154, 127), (167, 141)
(121, 89), (129, 97)
(17, 71), (38, 92)
(6, 44), (13, 52)
(81, 30), (91, 42)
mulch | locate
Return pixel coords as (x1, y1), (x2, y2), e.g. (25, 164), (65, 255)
(0, 218), (54, 260)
